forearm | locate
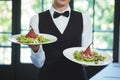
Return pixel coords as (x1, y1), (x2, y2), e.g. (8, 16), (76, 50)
(30, 45), (45, 68)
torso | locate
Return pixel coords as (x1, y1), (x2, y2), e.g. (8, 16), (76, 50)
(38, 10), (87, 80)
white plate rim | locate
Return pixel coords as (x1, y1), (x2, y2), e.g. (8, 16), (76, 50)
(63, 47), (113, 66)
(8, 33), (57, 45)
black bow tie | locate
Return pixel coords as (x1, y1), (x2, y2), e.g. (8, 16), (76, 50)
(53, 11), (69, 18)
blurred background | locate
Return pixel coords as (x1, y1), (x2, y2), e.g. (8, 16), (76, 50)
(0, 0), (119, 80)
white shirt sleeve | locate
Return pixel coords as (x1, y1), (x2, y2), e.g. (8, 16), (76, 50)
(30, 45), (45, 68)
(29, 14), (39, 33)
(29, 14), (46, 68)
(82, 12), (93, 47)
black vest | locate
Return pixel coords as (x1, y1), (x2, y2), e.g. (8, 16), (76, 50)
(38, 10), (87, 80)
(39, 10), (83, 65)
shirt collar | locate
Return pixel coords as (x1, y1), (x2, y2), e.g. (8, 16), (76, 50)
(49, 5), (71, 17)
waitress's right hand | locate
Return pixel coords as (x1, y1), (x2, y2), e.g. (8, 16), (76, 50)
(28, 45), (40, 53)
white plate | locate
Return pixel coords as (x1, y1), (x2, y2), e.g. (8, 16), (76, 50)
(63, 47), (113, 66)
(8, 33), (57, 45)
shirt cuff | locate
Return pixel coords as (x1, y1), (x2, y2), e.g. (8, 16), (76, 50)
(30, 46), (45, 68)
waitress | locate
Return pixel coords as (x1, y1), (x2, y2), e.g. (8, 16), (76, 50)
(29, 0), (92, 80)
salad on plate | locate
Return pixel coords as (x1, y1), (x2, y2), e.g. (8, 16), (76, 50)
(73, 46), (106, 64)
(8, 28), (57, 45)
(16, 28), (50, 44)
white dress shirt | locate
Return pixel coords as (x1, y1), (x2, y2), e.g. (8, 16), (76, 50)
(30, 6), (92, 68)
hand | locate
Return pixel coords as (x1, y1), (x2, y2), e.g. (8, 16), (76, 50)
(28, 45), (40, 53)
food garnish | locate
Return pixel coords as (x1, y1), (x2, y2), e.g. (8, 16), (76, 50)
(16, 28), (50, 44)
(73, 46), (106, 64)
